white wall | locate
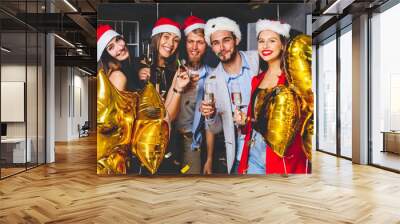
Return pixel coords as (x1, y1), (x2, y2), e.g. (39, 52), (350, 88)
(54, 66), (89, 141)
(1, 64), (45, 164)
(1, 65), (36, 138)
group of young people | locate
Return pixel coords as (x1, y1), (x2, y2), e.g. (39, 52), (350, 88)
(97, 15), (311, 175)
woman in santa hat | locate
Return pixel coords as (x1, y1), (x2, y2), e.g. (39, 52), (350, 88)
(136, 17), (190, 174)
(137, 17), (190, 122)
(97, 24), (140, 91)
(235, 19), (310, 175)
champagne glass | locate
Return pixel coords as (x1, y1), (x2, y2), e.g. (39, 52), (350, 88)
(204, 82), (215, 119)
(231, 81), (243, 127)
(188, 63), (200, 77)
(142, 40), (153, 66)
(188, 64), (200, 90)
(231, 81), (242, 110)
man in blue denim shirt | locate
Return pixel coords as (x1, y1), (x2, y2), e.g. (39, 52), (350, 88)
(201, 17), (259, 174)
(175, 16), (212, 174)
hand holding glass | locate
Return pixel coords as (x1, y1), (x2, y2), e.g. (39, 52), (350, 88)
(203, 82), (216, 119)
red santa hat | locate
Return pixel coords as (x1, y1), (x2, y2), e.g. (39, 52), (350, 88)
(204, 17), (241, 46)
(182, 15), (205, 36)
(151, 17), (181, 38)
(256, 19), (291, 38)
(97, 24), (120, 62)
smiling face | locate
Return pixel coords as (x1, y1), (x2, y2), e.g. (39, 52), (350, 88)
(106, 36), (129, 61)
(186, 29), (206, 65)
(210, 30), (239, 63)
(257, 30), (283, 63)
(158, 32), (180, 59)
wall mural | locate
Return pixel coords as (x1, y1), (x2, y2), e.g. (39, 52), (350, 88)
(97, 3), (313, 175)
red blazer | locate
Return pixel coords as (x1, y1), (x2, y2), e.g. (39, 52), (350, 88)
(238, 71), (310, 174)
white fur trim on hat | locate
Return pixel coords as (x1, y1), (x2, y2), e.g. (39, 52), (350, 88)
(97, 29), (119, 62)
(152, 24), (181, 38)
(256, 19), (291, 38)
(184, 23), (205, 36)
(204, 17), (241, 46)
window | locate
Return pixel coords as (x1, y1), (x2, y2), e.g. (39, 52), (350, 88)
(98, 20), (140, 57)
(370, 2), (400, 171)
(339, 27), (352, 158)
(317, 35), (337, 154)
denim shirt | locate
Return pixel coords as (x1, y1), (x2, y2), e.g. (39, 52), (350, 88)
(179, 65), (211, 150)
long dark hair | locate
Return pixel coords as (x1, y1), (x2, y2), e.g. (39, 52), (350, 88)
(257, 34), (288, 76)
(99, 36), (130, 76)
(151, 32), (180, 73)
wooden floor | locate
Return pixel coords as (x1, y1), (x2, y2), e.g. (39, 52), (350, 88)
(1, 135), (400, 223)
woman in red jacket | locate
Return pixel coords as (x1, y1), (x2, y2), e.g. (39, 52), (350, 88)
(235, 19), (310, 174)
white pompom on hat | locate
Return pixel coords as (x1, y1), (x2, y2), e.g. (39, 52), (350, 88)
(97, 24), (120, 62)
(204, 17), (241, 46)
(255, 19), (291, 38)
(151, 17), (181, 38)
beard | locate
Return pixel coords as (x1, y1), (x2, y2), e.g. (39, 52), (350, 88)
(219, 47), (238, 63)
(188, 55), (202, 68)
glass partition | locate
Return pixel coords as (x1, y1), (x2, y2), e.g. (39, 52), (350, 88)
(317, 35), (337, 155)
(0, 0), (46, 179)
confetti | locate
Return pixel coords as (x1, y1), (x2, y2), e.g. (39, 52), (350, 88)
(180, 164), (191, 174)
(164, 152), (172, 159)
(173, 160), (181, 166)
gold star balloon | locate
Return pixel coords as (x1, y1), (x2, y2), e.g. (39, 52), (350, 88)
(131, 82), (169, 174)
(286, 34), (313, 160)
(263, 86), (301, 158)
(97, 69), (137, 175)
(97, 69), (169, 175)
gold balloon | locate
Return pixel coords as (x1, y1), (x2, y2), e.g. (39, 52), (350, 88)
(287, 34), (312, 104)
(97, 69), (137, 175)
(131, 82), (169, 174)
(287, 34), (313, 160)
(302, 114), (313, 160)
(263, 86), (300, 158)
(97, 149), (130, 175)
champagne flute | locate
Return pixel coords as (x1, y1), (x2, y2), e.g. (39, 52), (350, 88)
(231, 81), (242, 110)
(204, 82), (215, 119)
(141, 40), (154, 66)
(141, 41), (153, 83)
(231, 81), (242, 127)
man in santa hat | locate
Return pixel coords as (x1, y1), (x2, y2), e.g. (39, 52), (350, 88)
(174, 15), (215, 175)
(200, 17), (259, 174)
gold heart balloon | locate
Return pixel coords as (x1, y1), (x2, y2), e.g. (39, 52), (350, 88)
(97, 69), (137, 175)
(131, 82), (169, 174)
(263, 86), (301, 158)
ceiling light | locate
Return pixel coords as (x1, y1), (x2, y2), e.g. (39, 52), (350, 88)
(54, 34), (75, 48)
(1, 47), (11, 53)
(78, 67), (93, 76)
(63, 0), (78, 12)
(323, 0), (355, 15)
